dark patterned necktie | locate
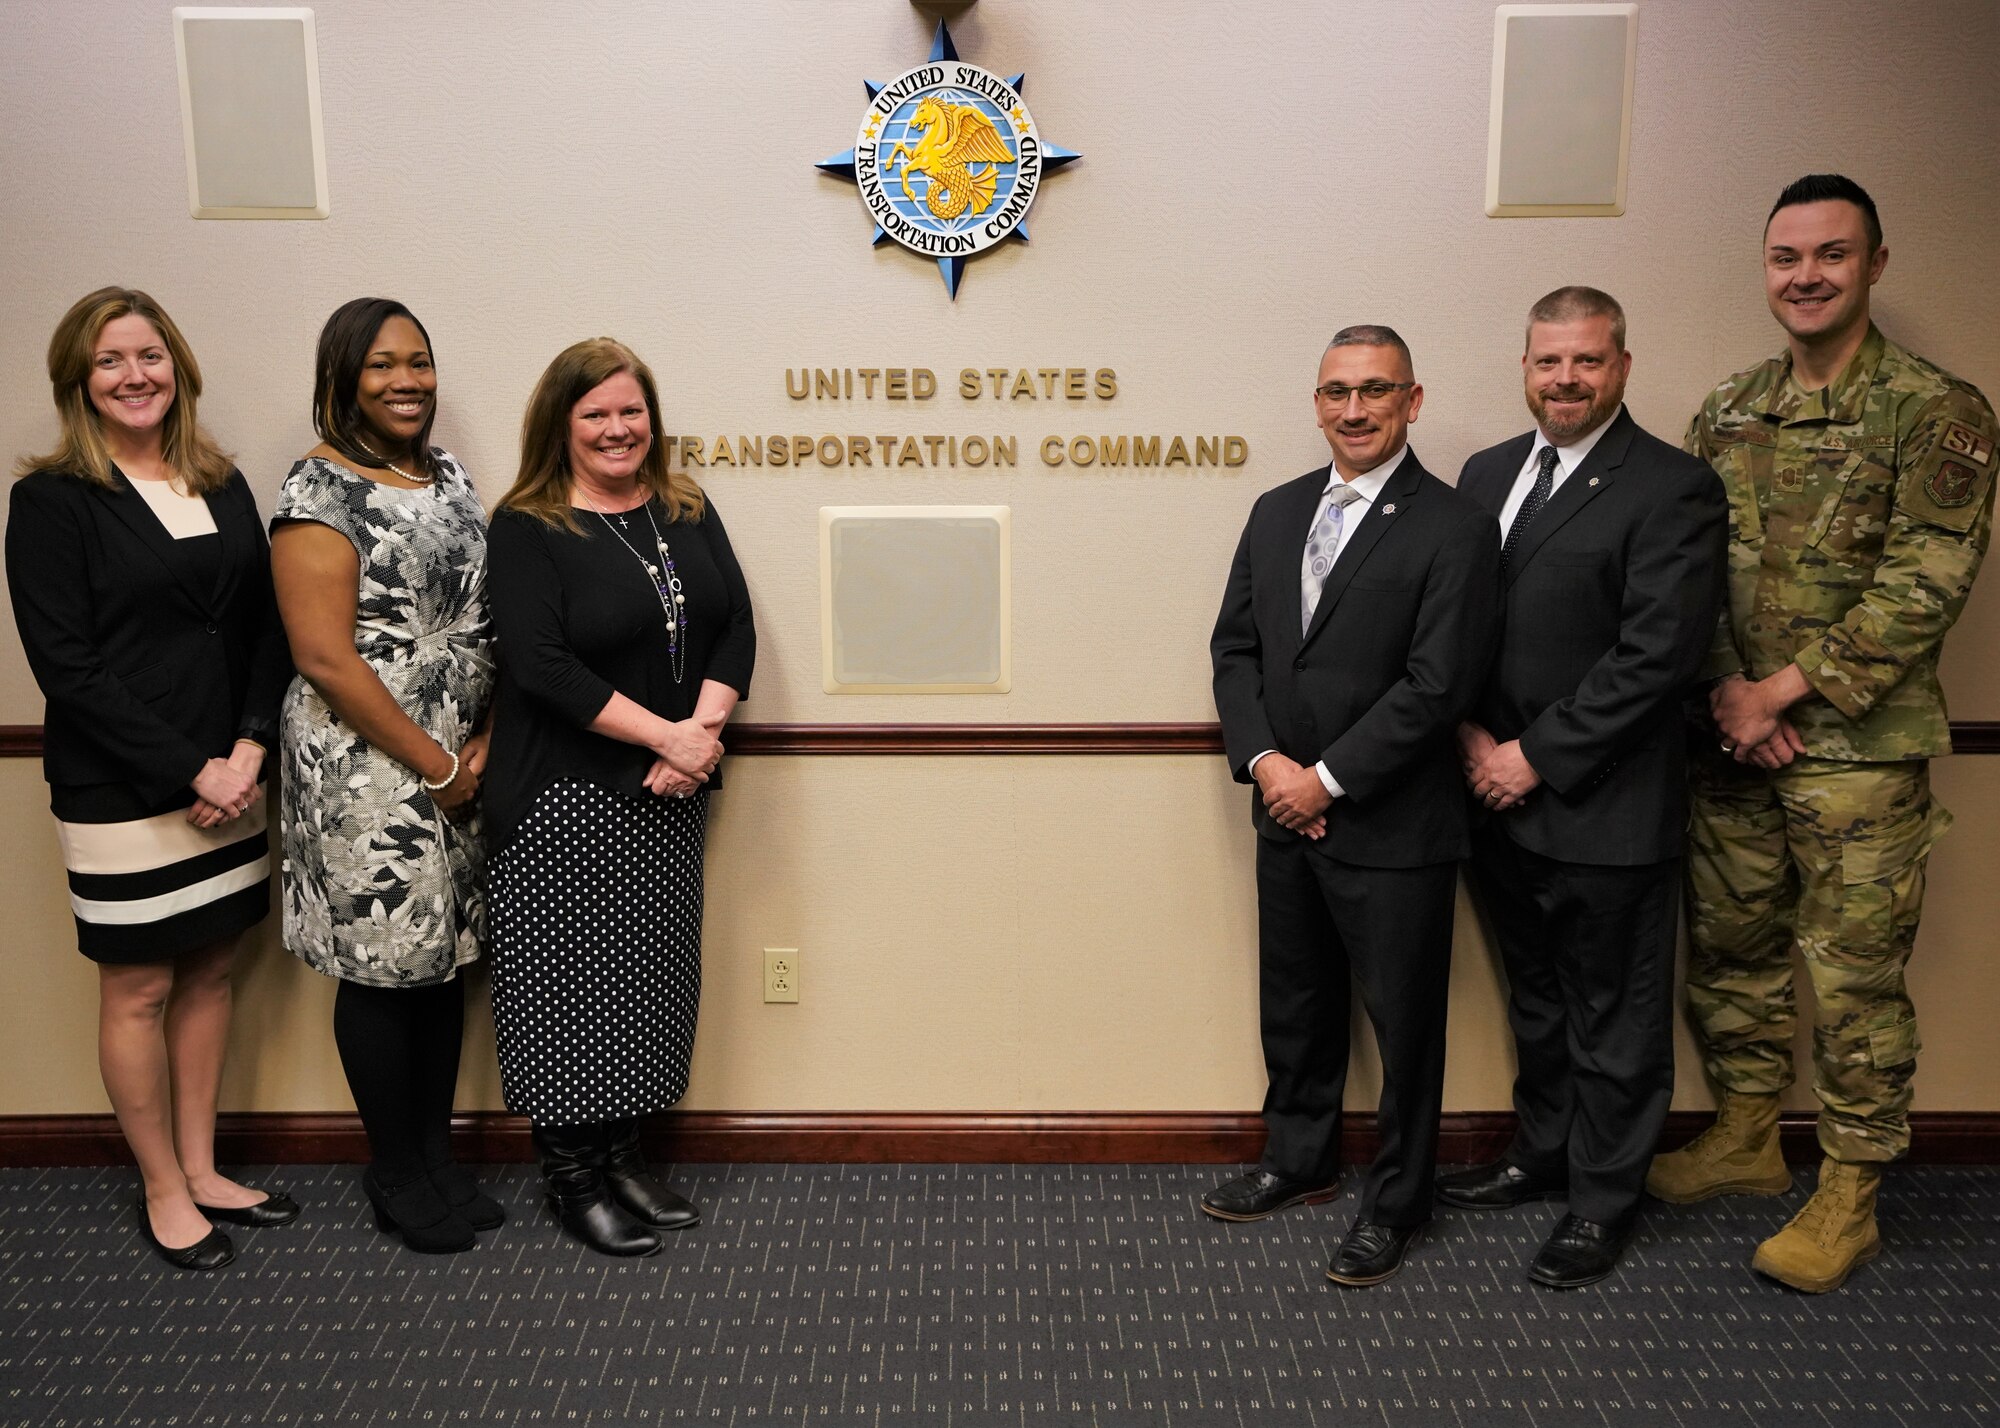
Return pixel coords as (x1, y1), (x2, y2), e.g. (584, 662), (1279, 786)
(1502, 445), (1561, 572)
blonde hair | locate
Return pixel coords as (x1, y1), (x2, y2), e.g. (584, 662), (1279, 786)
(14, 286), (234, 493)
(499, 338), (705, 531)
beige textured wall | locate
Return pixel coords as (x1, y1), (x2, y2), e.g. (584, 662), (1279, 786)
(2, 0), (1997, 1119)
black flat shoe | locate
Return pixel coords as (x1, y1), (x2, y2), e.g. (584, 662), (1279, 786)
(363, 1169), (476, 1254)
(428, 1162), (506, 1232)
(194, 1190), (301, 1227)
(1436, 1161), (1568, 1211)
(1200, 1169), (1340, 1222)
(1528, 1212), (1634, 1288)
(1325, 1220), (1419, 1286)
(135, 1197), (235, 1272)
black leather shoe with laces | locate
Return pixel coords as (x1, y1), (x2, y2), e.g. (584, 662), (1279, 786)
(1528, 1213), (1634, 1288)
(1325, 1220), (1419, 1286)
(1435, 1160), (1567, 1211)
(1199, 1169), (1340, 1222)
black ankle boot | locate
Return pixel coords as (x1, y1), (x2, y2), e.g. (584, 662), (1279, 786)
(363, 1167), (476, 1254)
(605, 1118), (701, 1231)
(427, 1161), (506, 1231)
(534, 1122), (661, 1257)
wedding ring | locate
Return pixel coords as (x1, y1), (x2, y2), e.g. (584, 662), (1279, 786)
(1720, 741), (1735, 753)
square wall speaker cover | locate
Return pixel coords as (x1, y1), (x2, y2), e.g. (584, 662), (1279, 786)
(820, 507), (1011, 694)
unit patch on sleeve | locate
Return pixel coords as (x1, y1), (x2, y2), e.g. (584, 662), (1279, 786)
(1927, 460), (1979, 508)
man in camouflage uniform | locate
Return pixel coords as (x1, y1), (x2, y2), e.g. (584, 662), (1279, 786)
(1648, 174), (1997, 1291)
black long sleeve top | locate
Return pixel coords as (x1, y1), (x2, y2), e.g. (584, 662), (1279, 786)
(6, 466), (291, 818)
(484, 496), (755, 848)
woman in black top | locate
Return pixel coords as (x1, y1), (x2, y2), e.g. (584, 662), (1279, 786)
(487, 337), (754, 1256)
(5, 287), (296, 1272)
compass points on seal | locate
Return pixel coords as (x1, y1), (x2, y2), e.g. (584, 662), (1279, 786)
(818, 21), (1080, 298)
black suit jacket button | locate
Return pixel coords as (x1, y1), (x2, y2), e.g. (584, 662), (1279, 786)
(204, 622), (218, 634)
(1293, 657), (1305, 670)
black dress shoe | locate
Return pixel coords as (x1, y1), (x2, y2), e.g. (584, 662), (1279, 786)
(1199, 1169), (1340, 1222)
(194, 1190), (301, 1227)
(1435, 1161), (1567, 1211)
(135, 1198), (235, 1272)
(1528, 1213), (1634, 1288)
(1325, 1220), (1419, 1286)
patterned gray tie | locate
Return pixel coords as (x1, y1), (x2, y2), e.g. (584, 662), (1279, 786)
(1502, 445), (1561, 572)
(1301, 482), (1365, 633)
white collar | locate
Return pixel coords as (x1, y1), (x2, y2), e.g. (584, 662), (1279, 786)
(1529, 406), (1622, 476)
(1324, 443), (1408, 503)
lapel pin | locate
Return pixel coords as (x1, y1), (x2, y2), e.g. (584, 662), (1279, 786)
(1588, 477), (1600, 487)
(1381, 503), (1397, 514)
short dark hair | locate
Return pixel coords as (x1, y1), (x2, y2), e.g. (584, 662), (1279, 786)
(1767, 173), (1882, 253)
(1326, 324), (1413, 372)
(312, 297), (442, 479)
(1526, 286), (1626, 351)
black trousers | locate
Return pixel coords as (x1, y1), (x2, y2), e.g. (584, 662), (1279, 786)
(1255, 837), (1456, 1227)
(1467, 823), (1677, 1225)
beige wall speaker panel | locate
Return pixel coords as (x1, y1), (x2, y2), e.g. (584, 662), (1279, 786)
(819, 507), (1011, 694)
(1486, 3), (1636, 217)
(172, 7), (329, 219)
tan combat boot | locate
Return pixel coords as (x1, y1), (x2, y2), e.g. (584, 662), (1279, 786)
(1645, 1092), (1792, 1203)
(1751, 1159), (1882, 1293)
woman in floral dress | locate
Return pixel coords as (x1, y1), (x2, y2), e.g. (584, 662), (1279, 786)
(270, 298), (497, 1254)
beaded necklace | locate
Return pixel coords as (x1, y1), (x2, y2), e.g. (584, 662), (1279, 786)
(580, 493), (688, 684)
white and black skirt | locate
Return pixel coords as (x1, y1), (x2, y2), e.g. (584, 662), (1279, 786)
(55, 785), (271, 964)
(489, 779), (707, 1125)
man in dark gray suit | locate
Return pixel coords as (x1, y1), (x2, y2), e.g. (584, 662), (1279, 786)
(1443, 287), (1727, 1286)
(1207, 327), (1499, 1286)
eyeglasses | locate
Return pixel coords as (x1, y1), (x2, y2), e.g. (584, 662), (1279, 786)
(1312, 381), (1413, 405)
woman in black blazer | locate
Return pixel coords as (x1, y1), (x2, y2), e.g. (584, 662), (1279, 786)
(6, 287), (297, 1271)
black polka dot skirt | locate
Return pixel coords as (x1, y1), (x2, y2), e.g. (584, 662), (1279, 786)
(489, 779), (707, 1125)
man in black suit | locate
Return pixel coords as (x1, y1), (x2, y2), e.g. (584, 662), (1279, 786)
(1442, 287), (1727, 1286)
(1207, 326), (1499, 1286)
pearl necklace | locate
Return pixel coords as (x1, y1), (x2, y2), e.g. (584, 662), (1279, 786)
(580, 492), (688, 684)
(356, 441), (428, 485)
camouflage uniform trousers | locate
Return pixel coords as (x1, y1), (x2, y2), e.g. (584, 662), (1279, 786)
(1683, 751), (1951, 1162)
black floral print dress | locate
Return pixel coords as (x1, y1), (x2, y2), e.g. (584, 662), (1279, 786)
(273, 454), (494, 986)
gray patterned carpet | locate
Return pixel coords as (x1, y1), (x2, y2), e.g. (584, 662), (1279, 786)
(3, 1162), (1996, 1426)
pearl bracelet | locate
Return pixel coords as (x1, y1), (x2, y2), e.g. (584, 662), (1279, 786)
(421, 750), (459, 792)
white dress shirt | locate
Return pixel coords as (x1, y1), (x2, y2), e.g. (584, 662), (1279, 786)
(1251, 446), (1410, 800)
(1497, 405), (1622, 535)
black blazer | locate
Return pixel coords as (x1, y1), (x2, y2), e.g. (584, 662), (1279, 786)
(1457, 408), (1728, 865)
(1212, 452), (1500, 868)
(6, 467), (290, 810)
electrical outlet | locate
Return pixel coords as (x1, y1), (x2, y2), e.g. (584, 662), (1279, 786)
(764, 947), (799, 1003)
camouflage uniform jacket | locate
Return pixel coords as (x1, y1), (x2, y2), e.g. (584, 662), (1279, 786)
(1685, 325), (1997, 761)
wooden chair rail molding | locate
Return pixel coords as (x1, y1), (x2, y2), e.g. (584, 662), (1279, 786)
(3, 1109), (1995, 1168)
(5, 722), (1999, 757)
